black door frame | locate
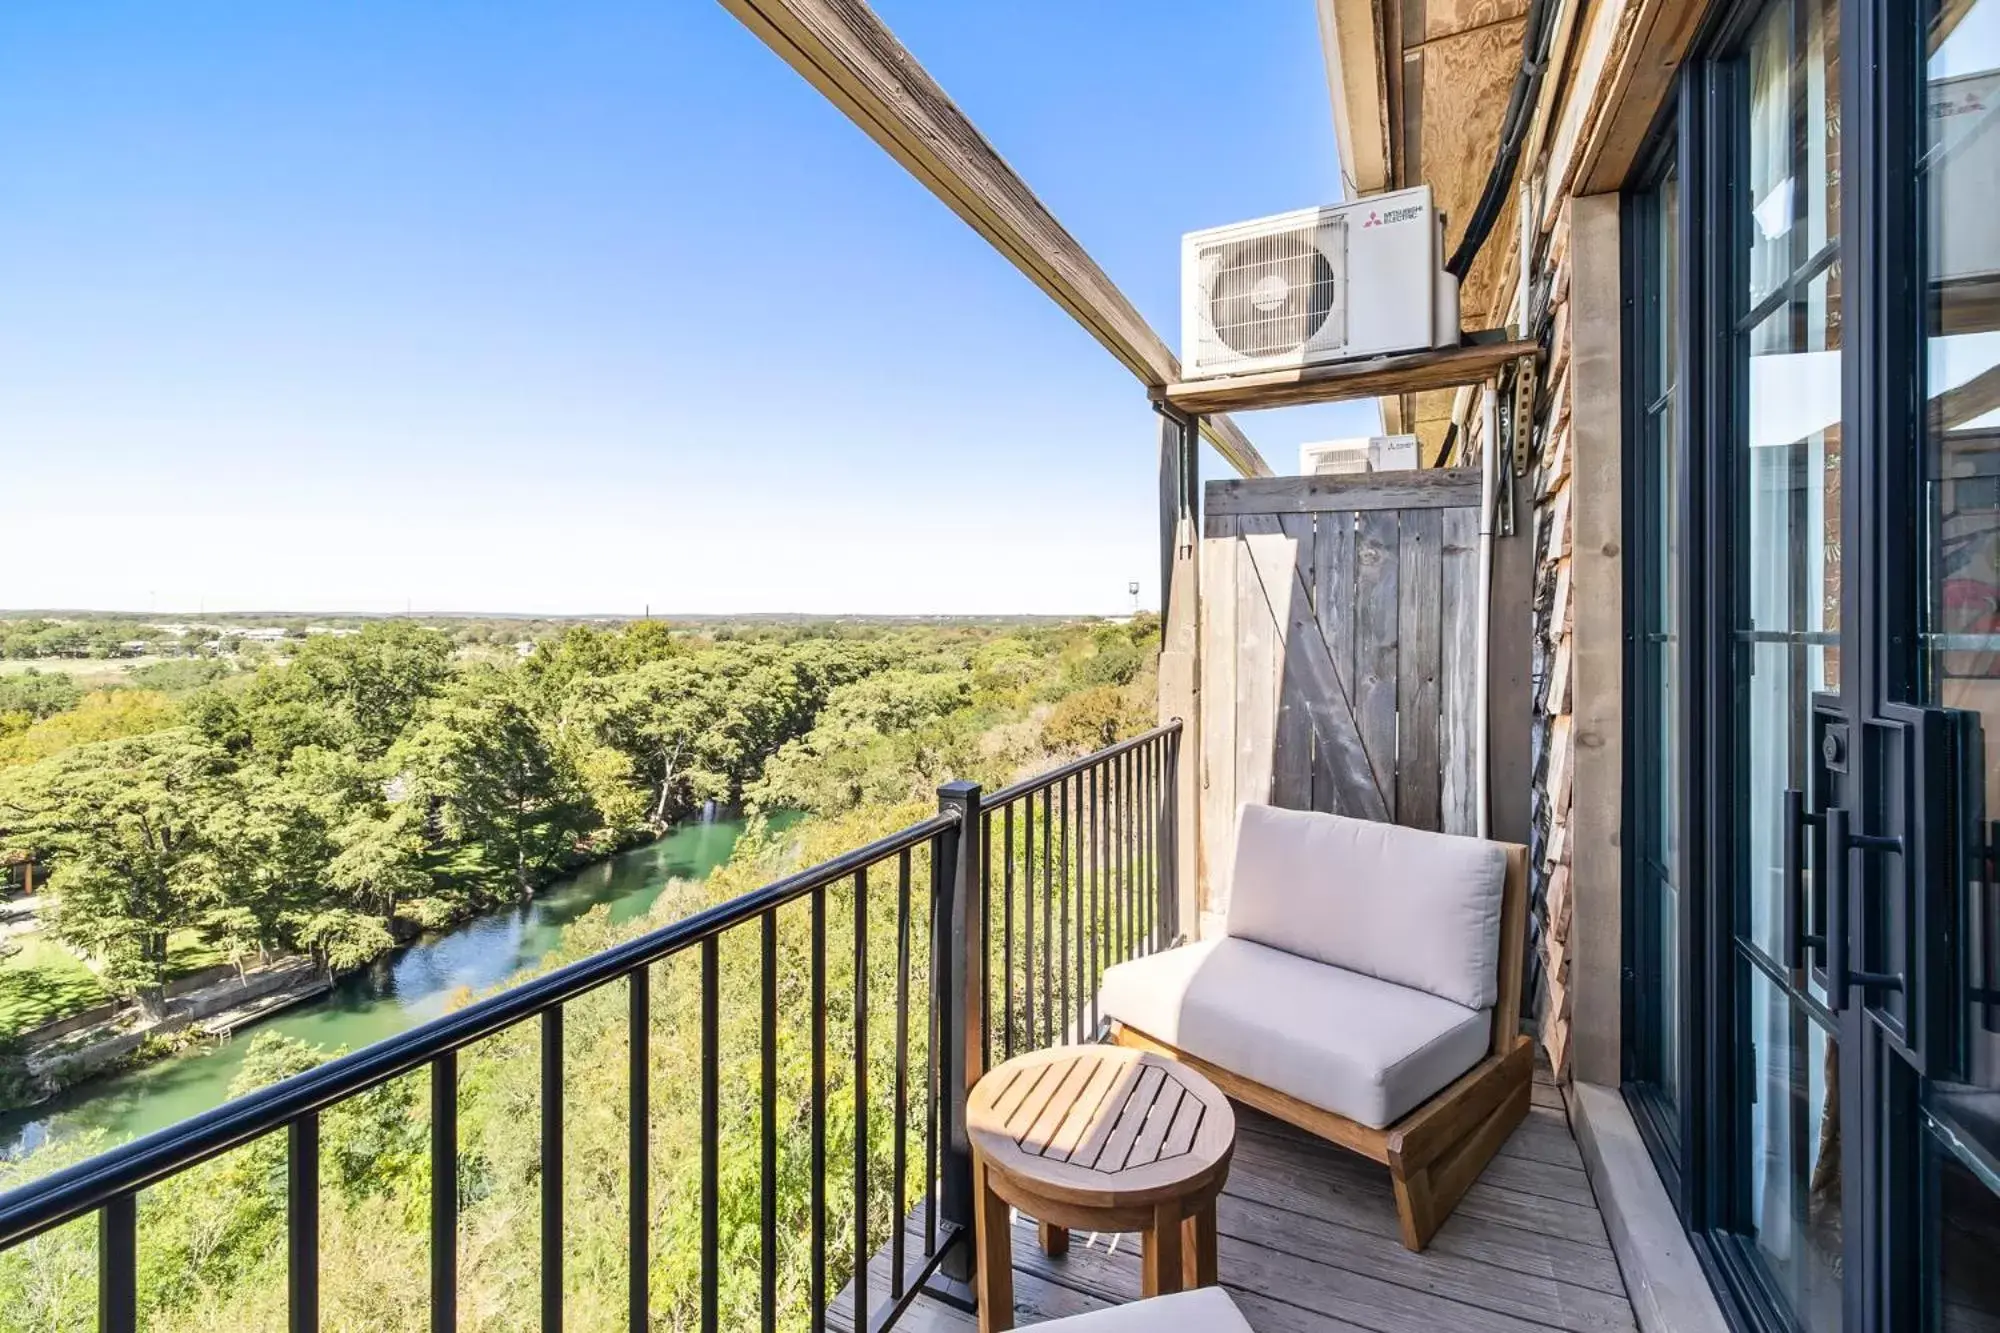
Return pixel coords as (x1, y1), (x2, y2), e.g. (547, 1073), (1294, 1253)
(1836, 0), (1927, 1327)
(1620, 125), (1686, 1205)
(1619, 0), (1942, 1329)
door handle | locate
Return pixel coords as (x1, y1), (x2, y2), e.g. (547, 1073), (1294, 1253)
(1782, 788), (1825, 972)
(1824, 805), (1907, 1013)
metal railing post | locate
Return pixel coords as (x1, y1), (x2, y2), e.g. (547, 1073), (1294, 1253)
(931, 780), (981, 1286)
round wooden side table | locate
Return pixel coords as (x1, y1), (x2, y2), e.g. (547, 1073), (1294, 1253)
(966, 1044), (1235, 1333)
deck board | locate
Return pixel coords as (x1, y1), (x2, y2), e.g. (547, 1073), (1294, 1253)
(832, 1091), (1633, 1332)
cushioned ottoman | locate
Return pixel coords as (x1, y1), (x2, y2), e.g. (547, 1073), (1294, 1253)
(1029, 1288), (1252, 1330)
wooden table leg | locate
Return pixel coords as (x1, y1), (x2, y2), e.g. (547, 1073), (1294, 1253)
(1140, 1201), (1185, 1298)
(1037, 1221), (1069, 1258)
(1181, 1199), (1217, 1288)
(973, 1161), (1015, 1333)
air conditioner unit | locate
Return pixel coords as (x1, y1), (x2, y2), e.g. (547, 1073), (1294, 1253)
(1300, 434), (1421, 476)
(1300, 441), (1371, 476)
(1181, 185), (1460, 381)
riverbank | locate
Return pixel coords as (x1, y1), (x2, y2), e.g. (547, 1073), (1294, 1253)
(0, 811), (784, 1167)
(0, 827), (681, 1109)
(12, 957), (329, 1106)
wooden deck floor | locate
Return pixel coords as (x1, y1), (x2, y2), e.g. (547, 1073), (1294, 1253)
(834, 1065), (1635, 1333)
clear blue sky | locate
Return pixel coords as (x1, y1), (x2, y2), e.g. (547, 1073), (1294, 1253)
(0, 1), (1377, 617)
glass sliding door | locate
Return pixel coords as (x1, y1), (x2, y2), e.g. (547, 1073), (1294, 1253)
(1917, 2), (2000, 1326)
(1625, 1), (2000, 1328)
(1727, 2), (1845, 1327)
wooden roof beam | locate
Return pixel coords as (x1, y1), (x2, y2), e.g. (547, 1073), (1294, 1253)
(718, 0), (1273, 479)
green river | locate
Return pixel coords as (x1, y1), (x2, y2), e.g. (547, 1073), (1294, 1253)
(1, 812), (783, 1168)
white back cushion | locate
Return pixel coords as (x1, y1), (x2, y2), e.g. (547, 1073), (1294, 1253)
(1223, 804), (1507, 1010)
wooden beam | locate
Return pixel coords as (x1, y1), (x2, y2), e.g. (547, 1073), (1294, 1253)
(1158, 338), (1538, 415)
(718, 0), (1272, 479)
(1576, 0), (1708, 196)
(1207, 468), (1483, 517)
(1315, 0), (1392, 196)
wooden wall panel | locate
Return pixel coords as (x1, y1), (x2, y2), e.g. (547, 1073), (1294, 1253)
(1271, 514), (1318, 811)
(1233, 516), (1284, 829)
(1440, 507), (1481, 835)
(1355, 511), (1404, 813)
(1198, 484), (1486, 893)
(1199, 518), (1238, 921)
(1395, 508), (1445, 829)
(1417, 18), (1527, 322)
(1424, 0), (1529, 42)
(1313, 513), (1359, 808)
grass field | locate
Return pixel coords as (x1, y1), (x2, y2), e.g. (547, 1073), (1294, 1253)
(0, 930), (231, 1043)
(0, 657), (167, 690)
(0, 935), (108, 1040)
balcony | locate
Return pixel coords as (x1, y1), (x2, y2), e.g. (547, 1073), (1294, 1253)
(0, 724), (1630, 1331)
(834, 1066), (1626, 1332)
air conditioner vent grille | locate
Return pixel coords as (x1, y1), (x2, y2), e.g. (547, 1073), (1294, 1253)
(1200, 223), (1342, 359)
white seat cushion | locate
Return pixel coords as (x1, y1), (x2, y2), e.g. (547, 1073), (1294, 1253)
(1028, 1288), (1252, 1330)
(1226, 804), (1507, 1010)
(1100, 937), (1492, 1130)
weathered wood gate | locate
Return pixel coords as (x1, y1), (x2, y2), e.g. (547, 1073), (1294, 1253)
(1199, 468), (1484, 909)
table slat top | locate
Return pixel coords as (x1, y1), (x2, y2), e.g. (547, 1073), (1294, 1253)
(969, 1046), (1233, 1205)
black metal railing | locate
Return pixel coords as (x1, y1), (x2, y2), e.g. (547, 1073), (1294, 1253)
(0, 722), (1181, 1333)
(976, 723), (1182, 1068)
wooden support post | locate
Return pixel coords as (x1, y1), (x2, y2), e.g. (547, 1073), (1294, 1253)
(1157, 411), (1201, 941)
(1140, 1201), (1185, 1298)
(1181, 1201), (1217, 1288)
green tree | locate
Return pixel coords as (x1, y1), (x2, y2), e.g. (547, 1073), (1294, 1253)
(0, 689), (179, 767)
(0, 731), (229, 1009)
(242, 622), (452, 761)
(395, 672), (596, 897)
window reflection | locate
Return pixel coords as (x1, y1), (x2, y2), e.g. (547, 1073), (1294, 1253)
(1925, 3), (2000, 1326)
(1736, 6), (1845, 1328)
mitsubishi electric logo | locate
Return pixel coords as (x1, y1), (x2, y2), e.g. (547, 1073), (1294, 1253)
(1363, 205), (1424, 228)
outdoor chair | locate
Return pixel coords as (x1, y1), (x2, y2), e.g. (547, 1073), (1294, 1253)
(1099, 803), (1532, 1251)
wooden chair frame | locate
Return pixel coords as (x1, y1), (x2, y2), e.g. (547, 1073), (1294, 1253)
(1110, 842), (1532, 1251)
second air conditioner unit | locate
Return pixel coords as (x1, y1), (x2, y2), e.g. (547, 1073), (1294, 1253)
(1181, 185), (1460, 380)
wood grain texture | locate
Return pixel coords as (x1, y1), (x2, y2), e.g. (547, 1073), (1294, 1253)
(1240, 529), (1390, 822)
(1418, 19), (1528, 322)
(968, 1045), (1234, 1209)
(1272, 513), (1319, 811)
(1396, 507), (1445, 830)
(1235, 520), (1285, 820)
(718, 0), (1270, 477)
(1313, 512), (1359, 811)
(1440, 506), (1481, 835)
(1199, 519), (1239, 916)
(1161, 339), (1538, 414)
(1421, 0), (1530, 42)
(1355, 510), (1403, 816)
(1577, 0), (1707, 195)
(1208, 468), (1483, 516)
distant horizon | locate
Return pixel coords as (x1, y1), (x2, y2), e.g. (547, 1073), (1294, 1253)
(0, 606), (1132, 623)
